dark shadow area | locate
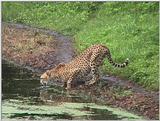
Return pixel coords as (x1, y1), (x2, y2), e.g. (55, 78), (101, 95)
(2, 59), (40, 100)
(9, 113), (73, 120)
(79, 107), (123, 120)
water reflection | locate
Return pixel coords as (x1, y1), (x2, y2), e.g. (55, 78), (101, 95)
(39, 86), (91, 104)
(2, 59), (40, 99)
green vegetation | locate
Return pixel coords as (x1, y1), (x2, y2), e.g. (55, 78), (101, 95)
(2, 2), (159, 90)
(2, 99), (142, 119)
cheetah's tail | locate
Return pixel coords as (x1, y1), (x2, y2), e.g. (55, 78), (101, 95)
(106, 52), (129, 68)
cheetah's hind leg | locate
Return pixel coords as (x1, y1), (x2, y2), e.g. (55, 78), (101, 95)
(85, 54), (100, 86)
(86, 59), (100, 86)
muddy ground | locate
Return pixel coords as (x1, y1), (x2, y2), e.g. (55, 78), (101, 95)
(2, 23), (159, 120)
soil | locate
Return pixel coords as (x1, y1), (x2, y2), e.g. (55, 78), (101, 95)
(2, 23), (159, 120)
(2, 22), (75, 73)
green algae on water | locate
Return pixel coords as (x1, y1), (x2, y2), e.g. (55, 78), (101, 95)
(2, 99), (143, 120)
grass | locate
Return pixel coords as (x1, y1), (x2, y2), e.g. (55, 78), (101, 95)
(2, 2), (159, 91)
(2, 2), (101, 35)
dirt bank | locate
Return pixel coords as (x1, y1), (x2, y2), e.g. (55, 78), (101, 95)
(2, 22), (75, 73)
(2, 23), (159, 120)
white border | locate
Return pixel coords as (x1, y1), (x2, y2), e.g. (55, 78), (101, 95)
(1, 0), (160, 1)
(159, 2), (160, 121)
(0, 1), (159, 121)
(0, 1), (2, 121)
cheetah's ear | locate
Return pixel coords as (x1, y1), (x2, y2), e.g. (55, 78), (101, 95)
(55, 63), (65, 70)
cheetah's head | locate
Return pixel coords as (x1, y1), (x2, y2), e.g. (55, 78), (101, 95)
(40, 63), (65, 86)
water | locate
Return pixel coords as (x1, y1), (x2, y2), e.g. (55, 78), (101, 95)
(2, 60), (40, 100)
(2, 60), (142, 120)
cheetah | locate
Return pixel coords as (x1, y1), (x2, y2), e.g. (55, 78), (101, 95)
(40, 44), (129, 89)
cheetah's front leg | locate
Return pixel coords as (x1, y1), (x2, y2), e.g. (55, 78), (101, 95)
(66, 70), (79, 90)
